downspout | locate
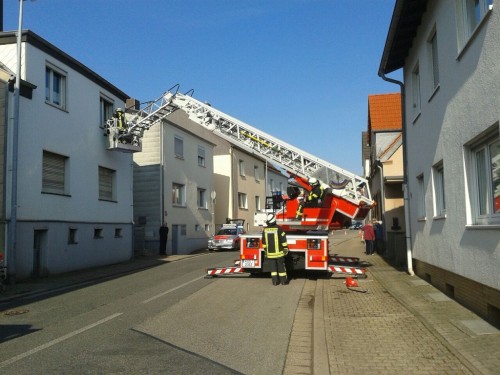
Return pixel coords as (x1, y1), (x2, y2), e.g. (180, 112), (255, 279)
(376, 160), (386, 234)
(379, 73), (414, 276)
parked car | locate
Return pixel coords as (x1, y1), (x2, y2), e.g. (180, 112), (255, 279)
(349, 222), (363, 230)
(208, 223), (246, 251)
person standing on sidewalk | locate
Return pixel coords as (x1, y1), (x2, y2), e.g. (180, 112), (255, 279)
(363, 219), (376, 255)
(262, 214), (289, 286)
(159, 222), (169, 256)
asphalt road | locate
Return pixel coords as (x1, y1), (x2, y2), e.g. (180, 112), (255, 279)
(0, 251), (304, 374)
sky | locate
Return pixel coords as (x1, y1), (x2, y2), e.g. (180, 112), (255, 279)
(3, 0), (402, 175)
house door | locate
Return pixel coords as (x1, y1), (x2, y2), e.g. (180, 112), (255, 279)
(171, 225), (179, 255)
(33, 230), (47, 277)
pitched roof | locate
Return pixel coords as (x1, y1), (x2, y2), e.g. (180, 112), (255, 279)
(368, 93), (402, 133)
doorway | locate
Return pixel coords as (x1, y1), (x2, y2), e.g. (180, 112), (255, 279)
(33, 230), (47, 277)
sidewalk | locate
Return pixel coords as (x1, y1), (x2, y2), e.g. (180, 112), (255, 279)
(321, 233), (499, 375)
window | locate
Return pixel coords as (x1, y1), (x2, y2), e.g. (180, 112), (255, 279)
(239, 160), (245, 177)
(42, 151), (68, 195)
(255, 195), (261, 211)
(172, 183), (185, 206)
(45, 64), (67, 109)
(238, 192), (248, 209)
(428, 30), (440, 90)
(94, 228), (103, 239)
(197, 188), (207, 209)
(68, 227), (78, 244)
(198, 146), (206, 167)
(204, 224), (210, 231)
(174, 136), (184, 158)
(432, 161), (446, 217)
(254, 165), (259, 181)
(115, 228), (122, 238)
(416, 174), (426, 219)
(99, 166), (115, 201)
(411, 63), (421, 119)
(466, 128), (500, 225)
(100, 96), (114, 127)
(195, 224), (201, 231)
(456, 0), (493, 50)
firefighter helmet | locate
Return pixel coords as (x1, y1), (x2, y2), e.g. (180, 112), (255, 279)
(266, 213), (276, 225)
(309, 177), (319, 186)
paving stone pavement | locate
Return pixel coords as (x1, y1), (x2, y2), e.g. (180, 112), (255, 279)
(319, 232), (500, 375)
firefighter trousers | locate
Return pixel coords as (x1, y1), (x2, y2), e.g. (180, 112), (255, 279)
(269, 256), (287, 285)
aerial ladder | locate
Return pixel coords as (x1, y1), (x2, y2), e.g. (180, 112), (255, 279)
(105, 85), (373, 277)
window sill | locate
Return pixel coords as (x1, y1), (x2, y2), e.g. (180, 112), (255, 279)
(173, 204), (186, 208)
(42, 191), (71, 197)
(465, 224), (500, 230)
(99, 198), (117, 203)
(417, 216), (426, 222)
(412, 112), (421, 125)
(428, 85), (440, 102)
(433, 214), (446, 220)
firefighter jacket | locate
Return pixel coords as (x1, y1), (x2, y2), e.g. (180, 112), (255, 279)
(307, 184), (324, 203)
(262, 224), (289, 259)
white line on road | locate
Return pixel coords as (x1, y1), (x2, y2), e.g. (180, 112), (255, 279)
(0, 313), (123, 369)
(141, 275), (206, 304)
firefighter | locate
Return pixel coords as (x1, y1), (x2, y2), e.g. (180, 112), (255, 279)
(262, 213), (289, 286)
(295, 177), (324, 220)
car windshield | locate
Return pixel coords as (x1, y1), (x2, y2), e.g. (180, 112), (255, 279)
(218, 228), (237, 235)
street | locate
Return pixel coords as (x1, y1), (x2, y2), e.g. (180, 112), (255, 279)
(0, 252), (304, 374)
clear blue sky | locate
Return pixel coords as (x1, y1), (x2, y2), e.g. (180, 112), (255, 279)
(4, 0), (401, 175)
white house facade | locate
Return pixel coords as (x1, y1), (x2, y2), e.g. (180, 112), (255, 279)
(0, 31), (133, 280)
(380, 0), (499, 325)
(133, 110), (215, 255)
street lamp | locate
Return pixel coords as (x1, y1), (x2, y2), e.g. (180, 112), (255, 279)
(7, 0), (32, 283)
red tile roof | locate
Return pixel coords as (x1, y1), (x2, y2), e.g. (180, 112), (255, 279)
(368, 93), (402, 132)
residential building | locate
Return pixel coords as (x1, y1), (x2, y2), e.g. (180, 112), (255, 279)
(0, 31), (133, 280)
(132, 109), (215, 255)
(365, 93), (406, 263)
(379, 0), (499, 325)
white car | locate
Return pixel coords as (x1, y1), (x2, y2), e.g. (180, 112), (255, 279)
(208, 224), (246, 251)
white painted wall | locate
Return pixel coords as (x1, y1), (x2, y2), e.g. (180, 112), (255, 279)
(403, 1), (500, 289)
(1, 38), (133, 278)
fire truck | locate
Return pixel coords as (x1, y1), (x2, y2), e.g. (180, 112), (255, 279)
(104, 85), (374, 278)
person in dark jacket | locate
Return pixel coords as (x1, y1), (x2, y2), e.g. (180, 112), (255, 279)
(295, 177), (324, 220)
(262, 214), (289, 286)
(159, 222), (169, 255)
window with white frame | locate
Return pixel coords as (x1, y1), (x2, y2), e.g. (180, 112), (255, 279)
(239, 160), (245, 177)
(466, 127), (500, 225)
(172, 183), (186, 206)
(42, 150), (68, 195)
(416, 174), (426, 219)
(432, 161), (446, 217)
(411, 63), (421, 119)
(197, 188), (207, 209)
(428, 29), (440, 91)
(238, 192), (248, 209)
(255, 195), (261, 211)
(45, 64), (67, 110)
(254, 165), (259, 181)
(456, 0), (493, 50)
(174, 136), (184, 158)
(100, 96), (114, 127)
(198, 145), (206, 167)
(99, 166), (115, 201)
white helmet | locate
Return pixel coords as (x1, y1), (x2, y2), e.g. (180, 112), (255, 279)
(309, 177), (319, 185)
(266, 213), (276, 225)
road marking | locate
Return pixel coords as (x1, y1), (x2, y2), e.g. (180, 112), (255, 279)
(141, 275), (206, 304)
(0, 313), (123, 368)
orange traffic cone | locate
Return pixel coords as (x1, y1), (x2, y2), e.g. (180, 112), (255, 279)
(344, 276), (367, 293)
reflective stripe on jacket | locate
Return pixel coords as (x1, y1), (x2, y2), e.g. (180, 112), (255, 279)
(262, 226), (288, 258)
